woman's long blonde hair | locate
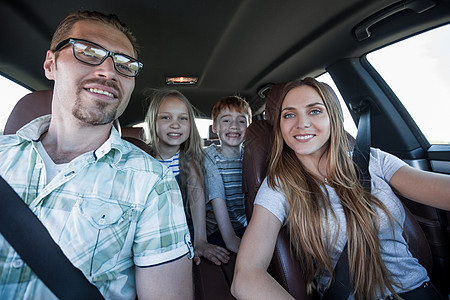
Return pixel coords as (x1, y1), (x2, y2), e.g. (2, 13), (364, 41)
(267, 78), (399, 299)
(144, 89), (205, 206)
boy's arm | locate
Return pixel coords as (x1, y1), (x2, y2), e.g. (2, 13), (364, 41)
(204, 149), (240, 252)
(211, 197), (241, 253)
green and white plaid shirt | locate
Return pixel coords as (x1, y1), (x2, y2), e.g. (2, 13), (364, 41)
(0, 115), (193, 299)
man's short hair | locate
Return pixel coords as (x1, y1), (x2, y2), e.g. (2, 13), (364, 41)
(50, 10), (140, 57)
(211, 95), (252, 125)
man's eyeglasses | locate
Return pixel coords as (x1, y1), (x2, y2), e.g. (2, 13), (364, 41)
(54, 38), (143, 77)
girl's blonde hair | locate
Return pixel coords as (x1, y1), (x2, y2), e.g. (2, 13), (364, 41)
(267, 77), (400, 299)
(144, 89), (205, 206)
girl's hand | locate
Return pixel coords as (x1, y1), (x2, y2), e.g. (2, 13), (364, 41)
(194, 239), (230, 265)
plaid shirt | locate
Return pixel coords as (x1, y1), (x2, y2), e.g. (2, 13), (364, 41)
(0, 115), (193, 299)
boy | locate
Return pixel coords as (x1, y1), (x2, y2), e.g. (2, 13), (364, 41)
(204, 96), (252, 253)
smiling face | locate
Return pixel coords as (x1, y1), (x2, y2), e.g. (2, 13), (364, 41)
(213, 107), (249, 152)
(280, 85), (331, 163)
(155, 96), (191, 156)
(44, 20), (136, 126)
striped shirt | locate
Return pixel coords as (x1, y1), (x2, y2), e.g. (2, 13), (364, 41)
(204, 144), (247, 235)
(158, 151), (193, 232)
(0, 115), (193, 300)
(158, 151), (180, 181)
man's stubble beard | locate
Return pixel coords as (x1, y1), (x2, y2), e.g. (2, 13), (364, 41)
(72, 79), (122, 126)
(72, 96), (118, 125)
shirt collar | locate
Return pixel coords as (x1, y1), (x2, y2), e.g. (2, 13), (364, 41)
(97, 126), (125, 164)
(17, 115), (128, 165)
(16, 115), (52, 142)
(212, 143), (244, 158)
(158, 150), (180, 163)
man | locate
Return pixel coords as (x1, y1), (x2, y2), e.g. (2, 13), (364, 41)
(0, 11), (193, 299)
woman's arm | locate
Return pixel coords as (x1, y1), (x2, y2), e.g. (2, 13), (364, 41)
(390, 165), (450, 210)
(188, 165), (230, 265)
(231, 205), (294, 300)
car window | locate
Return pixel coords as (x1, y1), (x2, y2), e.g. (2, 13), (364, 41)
(316, 73), (358, 138)
(367, 24), (450, 145)
(133, 118), (212, 140)
(195, 118), (213, 139)
(0, 75), (30, 134)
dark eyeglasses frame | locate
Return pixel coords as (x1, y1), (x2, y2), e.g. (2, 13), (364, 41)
(53, 38), (143, 77)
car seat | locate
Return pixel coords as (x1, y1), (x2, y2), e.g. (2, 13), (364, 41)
(204, 124), (220, 147)
(3, 90), (53, 135)
(242, 82), (433, 299)
(3, 90), (151, 154)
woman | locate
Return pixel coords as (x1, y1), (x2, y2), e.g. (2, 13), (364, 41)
(231, 77), (449, 299)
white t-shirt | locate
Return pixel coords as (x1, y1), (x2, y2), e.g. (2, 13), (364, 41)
(36, 141), (68, 184)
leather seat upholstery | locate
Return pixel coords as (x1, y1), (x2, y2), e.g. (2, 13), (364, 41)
(204, 124), (220, 147)
(242, 82), (433, 299)
(121, 126), (144, 141)
(243, 82), (310, 299)
(4, 90), (53, 135)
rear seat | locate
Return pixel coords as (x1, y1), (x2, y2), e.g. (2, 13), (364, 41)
(121, 126), (145, 141)
(204, 125), (220, 147)
(194, 253), (236, 299)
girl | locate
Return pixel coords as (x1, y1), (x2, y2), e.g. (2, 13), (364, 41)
(145, 89), (230, 266)
(232, 78), (450, 299)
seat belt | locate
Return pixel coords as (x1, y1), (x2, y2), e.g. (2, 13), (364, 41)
(0, 175), (104, 300)
(323, 100), (371, 300)
(352, 99), (372, 192)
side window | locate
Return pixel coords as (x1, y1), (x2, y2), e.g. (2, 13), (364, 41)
(135, 118), (213, 140)
(316, 73), (357, 138)
(195, 118), (213, 139)
(0, 75), (30, 135)
(367, 24), (450, 145)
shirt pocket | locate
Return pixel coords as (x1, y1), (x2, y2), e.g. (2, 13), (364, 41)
(60, 196), (137, 281)
(79, 197), (128, 229)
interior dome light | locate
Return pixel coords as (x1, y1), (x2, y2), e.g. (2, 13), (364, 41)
(165, 76), (198, 85)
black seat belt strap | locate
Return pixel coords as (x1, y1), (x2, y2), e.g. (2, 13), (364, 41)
(323, 100), (371, 300)
(352, 99), (372, 191)
(322, 242), (352, 300)
(0, 176), (104, 300)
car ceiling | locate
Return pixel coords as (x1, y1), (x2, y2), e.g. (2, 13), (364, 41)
(1, 0), (449, 127)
